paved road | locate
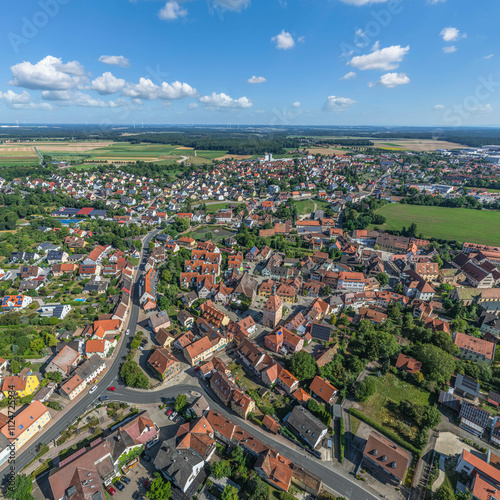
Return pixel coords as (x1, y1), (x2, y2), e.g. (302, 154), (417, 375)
(0, 228), (160, 489)
(0, 227), (379, 500)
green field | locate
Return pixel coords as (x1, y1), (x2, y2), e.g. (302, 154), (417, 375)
(371, 203), (500, 246)
(358, 373), (432, 443)
(294, 199), (315, 215)
(204, 202), (238, 214)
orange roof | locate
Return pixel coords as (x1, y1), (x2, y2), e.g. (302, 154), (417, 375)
(454, 332), (495, 360)
(278, 369), (298, 389)
(310, 375), (338, 404)
(292, 388), (311, 404)
(462, 450), (500, 484)
(86, 339), (107, 353)
(1, 400), (49, 440)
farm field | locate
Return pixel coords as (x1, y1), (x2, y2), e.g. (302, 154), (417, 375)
(356, 373), (432, 444)
(370, 138), (465, 151)
(371, 203), (500, 246)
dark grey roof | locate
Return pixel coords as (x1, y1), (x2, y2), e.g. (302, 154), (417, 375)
(455, 374), (480, 398)
(438, 391), (461, 412)
(287, 406), (327, 441)
(459, 402), (490, 428)
(310, 323), (332, 341)
(75, 355), (106, 379)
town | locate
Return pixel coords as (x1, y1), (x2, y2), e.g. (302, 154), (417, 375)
(0, 139), (498, 500)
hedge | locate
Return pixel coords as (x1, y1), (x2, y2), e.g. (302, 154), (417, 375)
(339, 419), (345, 463)
(349, 408), (421, 457)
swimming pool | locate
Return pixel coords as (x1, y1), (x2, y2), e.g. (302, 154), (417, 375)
(74, 298), (86, 302)
(58, 219), (81, 224)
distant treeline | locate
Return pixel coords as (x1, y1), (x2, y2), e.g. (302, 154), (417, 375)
(312, 138), (374, 146)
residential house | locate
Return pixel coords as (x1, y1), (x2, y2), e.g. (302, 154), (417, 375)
(309, 376), (338, 405)
(147, 347), (181, 381)
(286, 406), (328, 449)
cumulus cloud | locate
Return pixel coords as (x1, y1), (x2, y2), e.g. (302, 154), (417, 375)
(272, 30), (295, 50)
(291, 101), (301, 108)
(123, 78), (197, 100)
(440, 27), (465, 42)
(9, 56), (87, 90)
(159, 1), (188, 20)
(198, 92), (252, 109)
(98, 55), (129, 67)
(341, 71), (357, 80)
(374, 72), (410, 88)
(247, 75), (266, 84)
(348, 43), (410, 71)
(433, 104), (445, 110)
(0, 90), (51, 109)
(322, 96), (356, 112)
(443, 46), (457, 53)
(90, 72), (126, 95)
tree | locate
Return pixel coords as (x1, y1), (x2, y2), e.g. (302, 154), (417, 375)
(45, 371), (63, 383)
(433, 253), (444, 269)
(146, 472), (171, 500)
(289, 351), (318, 381)
(222, 485), (239, 500)
(211, 460), (232, 479)
(376, 272), (389, 287)
(120, 360), (149, 388)
(355, 377), (376, 402)
(422, 406), (442, 429)
(175, 393), (187, 412)
(414, 344), (456, 384)
(5, 474), (34, 500)
(231, 442), (246, 473)
(247, 474), (270, 500)
(434, 483), (456, 500)
(30, 338), (45, 353)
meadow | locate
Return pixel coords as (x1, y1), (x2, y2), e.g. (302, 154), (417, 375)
(371, 203), (500, 246)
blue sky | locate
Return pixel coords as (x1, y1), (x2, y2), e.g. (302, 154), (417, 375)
(0, 0), (499, 126)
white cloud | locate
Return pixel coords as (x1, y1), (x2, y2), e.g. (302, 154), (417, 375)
(323, 96), (356, 112)
(159, 1), (188, 20)
(433, 104), (445, 110)
(123, 78), (197, 100)
(247, 75), (266, 84)
(291, 101), (301, 108)
(212, 0), (250, 11)
(198, 92), (252, 109)
(484, 54), (495, 59)
(98, 55), (129, 67)
(41, 90), (125, 108)
(428, 0), (446, 4)
(272, 30), (295, 50)
(348, 43), (410, 71)
(440, 27), (465, 42)
(443, 46), (457, 53)
(341, 71), (357, 80)
(339, 0), (389, 4)
(0, 90), (51, 109)
(90, 72), (126, 95)
(188, 102), (199, 110)
(473, 104), (493, 114)
(376, 72), (410, 88)
(9, 55), (87, 90)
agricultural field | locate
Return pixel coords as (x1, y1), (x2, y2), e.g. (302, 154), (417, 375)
(0, 141), (229, 166)
(371, 203), (500, 246)
(356, 373), (432, 443)
(370, 138), (465, 151)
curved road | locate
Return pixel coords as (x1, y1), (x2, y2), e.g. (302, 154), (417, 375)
(1, 227), (379, 500)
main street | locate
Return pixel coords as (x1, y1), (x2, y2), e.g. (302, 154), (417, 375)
(0, 227), (379, 500)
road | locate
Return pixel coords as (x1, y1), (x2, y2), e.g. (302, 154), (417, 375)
(0, 227), (379, 500)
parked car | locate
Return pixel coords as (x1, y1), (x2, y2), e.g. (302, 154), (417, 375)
(115, 481), (125, 492)
(126, 329), (130, 336)
(169, 411), (178, 421)
(166, 409), (173, 416)
(89, 385), (98, 394)
(107, 386), (116, 391)
(106, 486), (116, 496)
(99, 396), (109, 401)
(121, 476), (130, 485)
(142, 453), (152, 462)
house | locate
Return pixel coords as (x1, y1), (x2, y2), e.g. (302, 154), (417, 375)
(453, 331), (495, 365)
(154, 329), (175, 349)
(184, 335), (228, 366)
(154, 417), (216, 492)
(310, 323), (332, 342)
(456, 449), (500, 488)
(255, 450), (293, 492)
(459, 402), (490, 437)
(277, 369), (299, 394)
(2, 373), (39, 398)
(46, 250), (69, 264)
(337, 271), (365, 292)
(48, 440), (120, 500)
(262, 415), (280, 434)
(45, 345), (80, 377)
(1, 294), (33, 310)
(177, 310), (195, 329)
(231, 389), (255, 419)
(210, 370), (236, 405)
(189, 395), (210, 418)
(286, 406), (328, 449)
(85, 338), (115, 358)
(362, 432), (411, 486)
(310, 376), (338, 405)
(395, 353), (422, 374)
(1, 400), (51, 450)
(60, 355), (106, 400)
(454, 374), (480, 401)
(147, 347), (181, 381)
(38, 304), (72, 320)
(148, 310), (171, 333)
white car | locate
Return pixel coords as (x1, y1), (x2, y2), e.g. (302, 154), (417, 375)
(125, 329), (130, 336)
(89, 385), (98, 394)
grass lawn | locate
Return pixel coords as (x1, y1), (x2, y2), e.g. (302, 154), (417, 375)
(358, 373), (431, 443)
(370, 203), (500, 246)
(229, 362), (259, 391)
(294, 199), (315, 215)
(204, 202), (238, 214)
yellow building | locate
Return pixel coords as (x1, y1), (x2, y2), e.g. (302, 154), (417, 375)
(1, 400), (51, 449)
(2, 374), (39, 398)
(231, 390), (255, 420)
